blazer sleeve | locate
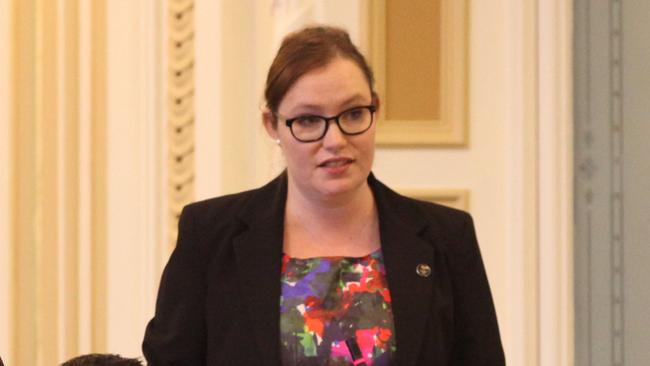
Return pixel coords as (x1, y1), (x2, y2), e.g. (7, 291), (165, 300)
(449, 213), (505, 365)
(143, 205), (206, 365)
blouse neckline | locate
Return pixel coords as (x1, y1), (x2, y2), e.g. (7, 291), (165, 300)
(282, 247), (382, 262)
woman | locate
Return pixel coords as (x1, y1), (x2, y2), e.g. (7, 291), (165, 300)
(143, 26), (505, 365)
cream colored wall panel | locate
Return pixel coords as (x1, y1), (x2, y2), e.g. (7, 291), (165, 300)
(77, 0), (95, 354)
(312, 0), (364, 45)
(537, 1), (573, 365)
(135, 0), (167, 354)
(502, 1), (541, 365)
(104, 0), (166, 358)
(89, 0), (109, 354)
(0, 0), (12, 362)
(11, 0), (64, 363)
(104, 3), (145, 350)
(0, 0), (166, 362)
(218, 0), (266, 194)
(194, 0), (222, 200)
(251, 0), (284, 187)
(56, 0), (83, 359)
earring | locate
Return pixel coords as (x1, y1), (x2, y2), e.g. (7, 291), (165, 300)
(275, 139), (281, 146)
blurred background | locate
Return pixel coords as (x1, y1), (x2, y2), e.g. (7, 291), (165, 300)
(0, 0), (648, 365)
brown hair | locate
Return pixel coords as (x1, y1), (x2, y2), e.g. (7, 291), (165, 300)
(264, 25), (375, 119)
(61, 353), (142, 366)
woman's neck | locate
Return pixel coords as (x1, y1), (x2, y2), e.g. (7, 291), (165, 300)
(283, 180), (380, 258)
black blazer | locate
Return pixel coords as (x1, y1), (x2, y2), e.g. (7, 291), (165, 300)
(143, 173), (505, 365)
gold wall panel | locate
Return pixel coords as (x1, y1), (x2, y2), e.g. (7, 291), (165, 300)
(385, 0), (440, 121)
(369, 0), (469, 146)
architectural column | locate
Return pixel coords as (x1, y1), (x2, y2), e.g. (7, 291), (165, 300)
(2, 0), (169, 362)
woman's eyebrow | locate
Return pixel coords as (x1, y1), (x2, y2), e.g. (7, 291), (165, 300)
(287, 94), (371, 115)
(339, 94), (371, 107)
(288, 103), (323, 114)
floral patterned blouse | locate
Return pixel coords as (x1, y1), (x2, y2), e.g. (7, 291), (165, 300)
(280, 249), (396, 366)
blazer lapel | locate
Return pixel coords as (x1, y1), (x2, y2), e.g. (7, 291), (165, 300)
(370, 176), (436, 366)
(232, 174), (287, 366)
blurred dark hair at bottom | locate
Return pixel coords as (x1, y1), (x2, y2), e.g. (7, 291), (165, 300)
(61, 353), (142, 366)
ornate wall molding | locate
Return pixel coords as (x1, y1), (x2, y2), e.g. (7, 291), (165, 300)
(574, 0), (628, 365)
(608, 0), (624, 363)
(398, 188), (469, 211)
(168, 0), (195, 250)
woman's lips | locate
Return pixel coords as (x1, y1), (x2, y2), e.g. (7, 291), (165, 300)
(318, 158), (353, 174)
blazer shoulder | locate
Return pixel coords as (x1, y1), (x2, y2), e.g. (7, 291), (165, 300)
(182, 172), (287, 229)
(410, 197), (471, 230)
(181, 188), (258, 230)
(379, 182), (472, 233)
(406, 196), (481, 260)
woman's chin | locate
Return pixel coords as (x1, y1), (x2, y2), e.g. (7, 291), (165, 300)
(313, 177), (367, 199)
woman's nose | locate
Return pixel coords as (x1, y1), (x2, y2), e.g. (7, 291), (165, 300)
(321, 120), (347, 148)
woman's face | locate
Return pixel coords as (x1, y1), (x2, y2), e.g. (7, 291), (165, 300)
(264, 57), (377, 201)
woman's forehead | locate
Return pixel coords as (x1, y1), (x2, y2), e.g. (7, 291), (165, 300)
(294, 58), (366, 86)
(279, 59), (372, 113)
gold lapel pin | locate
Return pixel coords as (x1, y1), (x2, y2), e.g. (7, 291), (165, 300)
(416, 263), (431, 277)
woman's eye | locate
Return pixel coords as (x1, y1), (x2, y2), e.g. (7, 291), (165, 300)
(345, 108), (364, 120)
(295, 116), (322, 126)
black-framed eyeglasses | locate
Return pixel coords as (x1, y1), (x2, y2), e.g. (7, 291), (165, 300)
(275, 105), (377, 143)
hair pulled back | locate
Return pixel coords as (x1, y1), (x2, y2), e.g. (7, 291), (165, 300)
(264, 25), (375, 119)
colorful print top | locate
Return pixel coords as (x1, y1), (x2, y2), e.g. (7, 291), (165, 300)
(280, 249), (396, 366)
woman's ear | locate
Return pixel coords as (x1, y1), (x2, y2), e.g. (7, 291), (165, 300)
(262, 109), (279, 140)
(372, 93), (381, 115)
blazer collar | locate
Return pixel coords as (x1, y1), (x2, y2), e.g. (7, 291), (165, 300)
(370, 176), (437, 366)
(232, 172), (436, 366)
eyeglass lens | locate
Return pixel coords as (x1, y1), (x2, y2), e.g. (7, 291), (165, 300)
(290, 106), (374, 142)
